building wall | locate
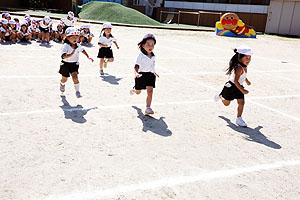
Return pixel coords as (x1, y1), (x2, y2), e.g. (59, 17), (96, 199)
(157, 7), (267, 31)
(265, 0), (300, 36)
(0, 0), (24, 8)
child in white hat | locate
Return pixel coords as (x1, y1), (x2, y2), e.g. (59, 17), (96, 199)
(61, 11), (81, 32)
(59, 27), (94, 98)
(54, 23), (65, 42)
(8, 20), (17, 42)
(97, 22), (119, 75)
(39, 16), (52, 43)
(0, 19), (11, 42)
(214, 45), (253, 127)
(17, 21), (32, 42)
(130, 33), (159, 115)
(80, 24), (94, 44)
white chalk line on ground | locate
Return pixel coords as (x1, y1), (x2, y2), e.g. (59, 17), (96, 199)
(38, 159), (300, 200)
(1, 94), (300, 117)
(157, 64), (300, 123)
(2, 68), (300, 79)
(247, 100), (300, 122)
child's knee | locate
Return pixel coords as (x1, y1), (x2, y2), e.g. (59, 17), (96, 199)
(136, 90), (142, 95)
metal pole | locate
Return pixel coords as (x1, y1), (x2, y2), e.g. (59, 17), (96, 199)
(197, 12), (200, 26)
(160, 11), (162, 22)
(178, 11), (180, 25)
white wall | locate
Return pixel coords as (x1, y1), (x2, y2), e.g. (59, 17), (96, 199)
(265, 0), (300, 36)
(164, 1), (269, 13)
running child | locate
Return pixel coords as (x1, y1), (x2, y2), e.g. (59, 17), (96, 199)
(214, 45), (253, 127)
(97, 22), (119, 75)
(59, 27), (94, 98)
(130, 33), (159, 115)
(80, 24), (94, 44)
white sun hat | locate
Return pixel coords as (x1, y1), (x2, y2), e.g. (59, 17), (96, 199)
(44, 16), (51, 23)
(102, 22), (112, 29)
(237, 45), (253, 55)
(9, 20), (16, 25)
(68, 11), (75, 18)
(1, 19), (8, 24)
(65, 27), (80, 37)
(81, 24), (90, 29)
(143, 33), (155, 40)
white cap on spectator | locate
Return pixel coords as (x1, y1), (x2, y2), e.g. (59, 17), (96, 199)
(1, 19), (8, 24)
(68, 11), (75, 18)
(9, 20), (16, 25)
(44, 16), (51, 23)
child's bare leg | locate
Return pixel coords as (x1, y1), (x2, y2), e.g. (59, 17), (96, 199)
(146, 86), (153, 107)
(237, 99), (245, 117)
(71, 72), (79, 84)
(100, 58), (104, 70)
(61, 76), (68, 83)
(136, 90), (141, 95)
(107, 58), (114, 63)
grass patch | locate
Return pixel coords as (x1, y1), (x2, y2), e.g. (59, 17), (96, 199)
(79, 2), (162, 26)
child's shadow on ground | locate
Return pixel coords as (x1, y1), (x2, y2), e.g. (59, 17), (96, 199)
(60, 96), (97, 123)
(100, 74), (122, 85)
(219, 116), (281, 149)
(132, 106), (172, 137)
(39, 42), (53, 48)
(81, 43), (94, 47)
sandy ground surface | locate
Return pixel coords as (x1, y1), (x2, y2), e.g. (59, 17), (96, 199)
(1, 17), (300, 200)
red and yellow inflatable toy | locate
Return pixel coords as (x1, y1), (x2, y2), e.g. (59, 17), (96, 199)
(216, 13), (256, 38)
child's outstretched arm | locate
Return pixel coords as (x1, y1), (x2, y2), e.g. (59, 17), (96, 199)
(245, 78), (251, 86)
(82, 50), (94, 62)
(134, 64), (140, 78)
(113, 41), (119, 49)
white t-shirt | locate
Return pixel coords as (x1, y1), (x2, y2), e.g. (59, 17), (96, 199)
(230, 64), (247, 85)
(136, 52), (156, 73)
(61, 18), (76, 27)
(98, 33), (116, 47)
(0, 26), (11, 36)
(19, 28), (31, 37)
(61, 43), (85, 63)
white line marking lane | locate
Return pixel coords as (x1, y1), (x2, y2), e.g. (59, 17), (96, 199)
(37, 159), (300, 200)
(1, 95), (300, 117)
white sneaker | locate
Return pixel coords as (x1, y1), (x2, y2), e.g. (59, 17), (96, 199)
(145, 107), (154, 115)
(214, 93), (221, 102)
(130, 88), (136, 95)
(236, 117), (247, 127)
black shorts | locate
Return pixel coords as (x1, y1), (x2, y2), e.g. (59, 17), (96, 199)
(97, 47), (113, 58)
(220, 81), (244, 100)
(59, 61), (79, 77)
(40, 27), (50, 33)
(135, 72), (156, 90)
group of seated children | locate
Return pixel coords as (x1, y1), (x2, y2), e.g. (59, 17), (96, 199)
(0, 12), (94, 44)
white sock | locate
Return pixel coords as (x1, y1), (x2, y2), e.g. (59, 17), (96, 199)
(74, 83), (80, 92)
(60, 81), (65, 85)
